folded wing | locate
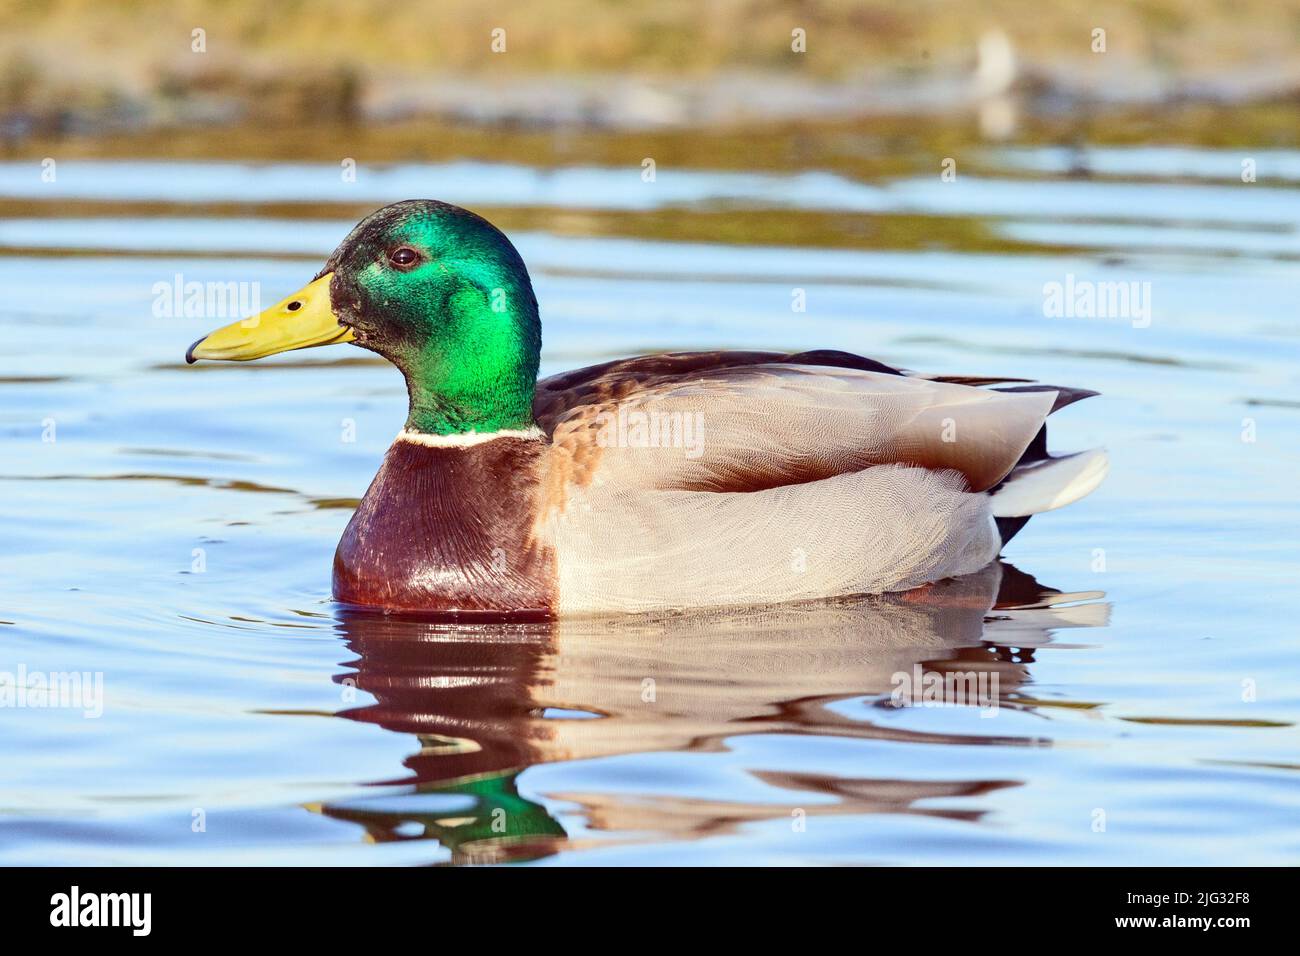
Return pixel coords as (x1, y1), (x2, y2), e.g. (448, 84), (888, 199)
(534, 351), (1056, 499)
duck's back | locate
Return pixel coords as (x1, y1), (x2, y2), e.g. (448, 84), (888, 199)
(529, 350), (1078, 615)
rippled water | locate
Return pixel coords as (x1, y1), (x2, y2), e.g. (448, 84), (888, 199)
(2, 131), (1298, 864)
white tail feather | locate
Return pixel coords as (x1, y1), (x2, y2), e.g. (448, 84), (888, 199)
(990, 449), (1109, 517)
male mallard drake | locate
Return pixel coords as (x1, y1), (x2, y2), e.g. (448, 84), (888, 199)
(187, 200), (1107, 616)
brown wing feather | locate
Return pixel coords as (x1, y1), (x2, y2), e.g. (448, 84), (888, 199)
(531, 350), (1076, 512)
(533, 349), (905, 432)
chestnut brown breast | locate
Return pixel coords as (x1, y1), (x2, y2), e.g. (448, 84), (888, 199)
(333, 436), (556, 614)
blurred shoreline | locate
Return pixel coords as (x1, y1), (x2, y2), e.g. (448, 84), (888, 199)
(4, 61), (1299, 145)
(4, 0), (1300, 146)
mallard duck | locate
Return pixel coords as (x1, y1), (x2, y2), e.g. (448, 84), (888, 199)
(187, 200), (1107, 616)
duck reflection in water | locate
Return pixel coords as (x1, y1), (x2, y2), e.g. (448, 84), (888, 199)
(321, 562), (1107, 863)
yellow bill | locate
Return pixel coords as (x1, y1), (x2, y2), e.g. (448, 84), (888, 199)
(186, 273), (354, 363)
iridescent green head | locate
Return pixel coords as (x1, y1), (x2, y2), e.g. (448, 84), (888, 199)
(325, 200), (541, 435)
(187, 200), (541, 436)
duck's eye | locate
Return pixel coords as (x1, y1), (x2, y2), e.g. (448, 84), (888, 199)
(389, 247), (420, 268)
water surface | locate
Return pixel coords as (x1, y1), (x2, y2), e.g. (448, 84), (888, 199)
(2, 131), (1298, 865)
